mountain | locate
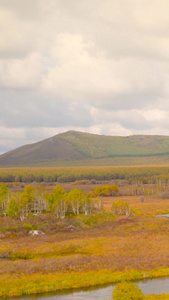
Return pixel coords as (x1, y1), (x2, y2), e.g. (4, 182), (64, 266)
(1, 130), (169, 167)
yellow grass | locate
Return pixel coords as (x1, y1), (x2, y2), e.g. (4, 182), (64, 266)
(1, 182), (169, 297)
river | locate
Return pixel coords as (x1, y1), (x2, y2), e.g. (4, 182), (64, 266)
(3, 277), (169, 300)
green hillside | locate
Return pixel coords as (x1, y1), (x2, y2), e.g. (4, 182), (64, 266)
(1, 130), (169, 167)
(60, 131), (169, 158)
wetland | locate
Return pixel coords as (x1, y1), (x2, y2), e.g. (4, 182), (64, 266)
(1, 166), (169, 298)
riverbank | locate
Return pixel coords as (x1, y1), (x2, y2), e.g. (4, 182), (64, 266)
(1, 267), (169, 298)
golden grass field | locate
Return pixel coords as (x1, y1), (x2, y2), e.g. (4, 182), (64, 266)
(1, 180), (169, 298)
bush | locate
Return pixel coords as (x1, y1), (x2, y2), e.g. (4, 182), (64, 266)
(112, 282), (145, 300)
(23, 223), (33, 230)
(91, 185), (119, 197)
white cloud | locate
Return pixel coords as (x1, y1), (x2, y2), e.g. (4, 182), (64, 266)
(0, 52), (43, 88)
(142, 110), (166, 121)
(133, 0), (169, 33)
(0, 7), (36, 58)
(1, 0), (169, 153)
(0, 127), (26, 139)
(42, 33), (165, 110)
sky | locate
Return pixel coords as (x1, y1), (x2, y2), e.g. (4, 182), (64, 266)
(1, 0), (169, 153)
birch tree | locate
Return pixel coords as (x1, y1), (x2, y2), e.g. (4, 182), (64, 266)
(48, 185), (67, 218)
(7, 198), (19, 218)
(33, 184), (48, 214)
(23, 185), (36, 213)
(82, 195), (93, 215)
(19, 192), (29, 221)
(53, 194), (67, 219)
(112, 200), (131, 216)
(0, 184), (11, 217)
(67, 188), (84, 214)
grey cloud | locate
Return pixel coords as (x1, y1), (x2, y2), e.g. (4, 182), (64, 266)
(91, 109), (151, 131)
(1, 0), (169, 153)
(88, 91), (162, 111)
(0, 138), (37, 154)
(0, 89), (93, 128)
(116, 113), (151, 131)
(0, 0), (42, 20)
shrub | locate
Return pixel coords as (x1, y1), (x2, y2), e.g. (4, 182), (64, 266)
(112, 282), (145, 300)
(91, 185), (119, 197)
(23, 223), (33, 230)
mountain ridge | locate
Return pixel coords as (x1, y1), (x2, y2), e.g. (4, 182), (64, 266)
(1, 130), (169, 167)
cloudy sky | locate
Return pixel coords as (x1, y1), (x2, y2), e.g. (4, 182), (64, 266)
(1, 0), (169, 153)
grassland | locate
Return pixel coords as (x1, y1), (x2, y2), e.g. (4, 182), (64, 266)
(1, 176), (169, 298)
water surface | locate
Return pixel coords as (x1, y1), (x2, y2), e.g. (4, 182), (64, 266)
(157, 213), (169, 218)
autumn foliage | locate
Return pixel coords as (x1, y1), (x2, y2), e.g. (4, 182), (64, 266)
(113, 282), (144, 300)
(1, 167), (169, 298)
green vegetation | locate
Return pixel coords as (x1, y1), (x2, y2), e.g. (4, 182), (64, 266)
(61, 131), (169, 158)
(1, 165), (169, 183)
(23, 223), (33, 230)
(89, 184), (119, 197)
(0, 183), (104, 220)
(2, 131), (169, 167)
(112, 282), (169, 300)
(0, 268), (169, 298)
(113, 282), (144, 300)
(6, 198), (19, 218)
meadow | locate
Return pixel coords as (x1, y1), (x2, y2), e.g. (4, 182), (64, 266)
(1, 166), (169, 298)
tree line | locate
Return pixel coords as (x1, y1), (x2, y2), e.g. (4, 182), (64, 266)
(0, 183), (103, 220)
(0, 166), (169, 184)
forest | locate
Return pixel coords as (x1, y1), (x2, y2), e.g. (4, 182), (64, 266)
(0, 165), (169, 183)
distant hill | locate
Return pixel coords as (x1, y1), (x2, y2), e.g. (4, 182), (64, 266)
(1, 130), (169, 167)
